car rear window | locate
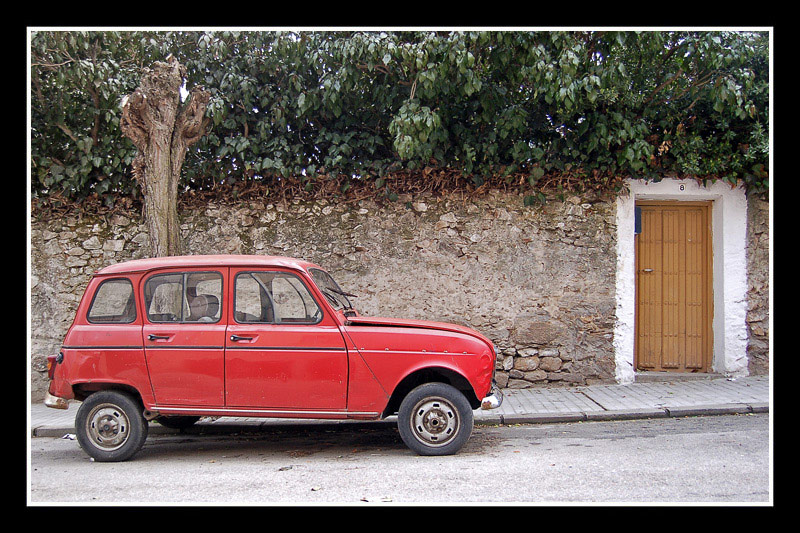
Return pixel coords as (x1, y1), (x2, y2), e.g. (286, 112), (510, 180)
(87, 278), (137, 324)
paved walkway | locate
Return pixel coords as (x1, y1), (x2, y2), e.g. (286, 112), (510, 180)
(30, 375), (769, 437)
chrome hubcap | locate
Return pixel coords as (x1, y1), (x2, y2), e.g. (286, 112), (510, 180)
(410, 396), (459, 447)
(86, 403), (129, 451)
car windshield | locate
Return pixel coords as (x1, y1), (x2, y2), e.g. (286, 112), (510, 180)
(309, 268), (354, 311)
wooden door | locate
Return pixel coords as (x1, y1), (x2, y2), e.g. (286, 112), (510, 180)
(635, 201), (713, 372)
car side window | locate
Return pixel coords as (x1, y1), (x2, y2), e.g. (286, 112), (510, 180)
(234, 271), (321, 324)
(143, 271), (223, 323)
(87, 278), (136, 324)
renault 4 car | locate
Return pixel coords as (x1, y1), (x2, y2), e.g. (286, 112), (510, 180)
(44, 255), (502, 461)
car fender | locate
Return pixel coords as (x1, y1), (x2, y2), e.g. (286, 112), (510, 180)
(342, 320), (495, 404)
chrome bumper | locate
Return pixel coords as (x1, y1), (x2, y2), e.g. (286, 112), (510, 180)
(480, 384), (503, 410)
(44, 391), (69, 410)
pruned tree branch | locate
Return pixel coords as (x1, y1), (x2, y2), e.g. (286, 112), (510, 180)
(171, 87), (210, 179)
(174, 87), (211, 148)
(120, 91), (150, 152)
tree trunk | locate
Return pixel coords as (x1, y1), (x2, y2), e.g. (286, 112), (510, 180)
(120, 56), (209, 257)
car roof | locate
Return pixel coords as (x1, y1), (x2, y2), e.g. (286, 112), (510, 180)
(94, 254), (323, 276)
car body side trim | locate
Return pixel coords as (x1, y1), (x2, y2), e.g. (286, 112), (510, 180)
(152, 405), (380, 417)
(62, 345), (143, 350)
(225, 346), (346, 351)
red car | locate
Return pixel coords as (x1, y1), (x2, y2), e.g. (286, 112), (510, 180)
(44, 255), (502, 461)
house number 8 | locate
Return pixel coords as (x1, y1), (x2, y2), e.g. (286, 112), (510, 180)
(679, 184), (685, 191)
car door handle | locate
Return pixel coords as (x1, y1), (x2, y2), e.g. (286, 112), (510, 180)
(230, 335), (253, 342)
(147, 334), (171, 341)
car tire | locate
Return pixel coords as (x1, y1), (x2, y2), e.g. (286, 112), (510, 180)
(75, 390), (148, 462)
(397, 382), (473, 456)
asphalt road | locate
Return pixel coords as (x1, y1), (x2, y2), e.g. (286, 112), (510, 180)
(29, 413), (770, 504)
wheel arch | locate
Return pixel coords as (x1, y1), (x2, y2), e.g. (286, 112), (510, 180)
(73, 382), (145, 408)
(382, 366), (480, 417)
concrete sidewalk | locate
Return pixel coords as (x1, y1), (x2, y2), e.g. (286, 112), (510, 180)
(29, 375), (770, 438)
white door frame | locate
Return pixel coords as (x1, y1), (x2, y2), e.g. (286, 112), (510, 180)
(614, 178), (749, 383)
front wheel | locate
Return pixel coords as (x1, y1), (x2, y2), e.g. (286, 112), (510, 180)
(397, 382), (474, 456)
(75, 390), (148, 462)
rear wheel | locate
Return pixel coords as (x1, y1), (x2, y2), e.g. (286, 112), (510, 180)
(397, 382), (473, 456)
(75, 391), (148, 462)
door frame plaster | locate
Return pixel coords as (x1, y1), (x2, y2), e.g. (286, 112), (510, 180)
(614, 178), (749, 383)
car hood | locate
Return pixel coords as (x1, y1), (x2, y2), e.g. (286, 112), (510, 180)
(345, 316), (494, 349)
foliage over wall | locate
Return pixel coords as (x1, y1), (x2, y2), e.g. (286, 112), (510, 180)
(30, 30), (769, 210)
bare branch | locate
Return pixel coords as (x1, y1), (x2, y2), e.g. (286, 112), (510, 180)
(175, 87), (211, 148)
(55, 123), (78, 143)
(642, 68), (684, 106)
(120, 91), (149, 151)
(171, 87), (210, 180)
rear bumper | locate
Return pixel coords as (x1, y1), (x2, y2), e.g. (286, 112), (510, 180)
(43, 391), (69, 410)
(480, 384), (503, 410)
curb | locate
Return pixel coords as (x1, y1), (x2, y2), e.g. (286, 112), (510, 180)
(476, 402), (768, 427)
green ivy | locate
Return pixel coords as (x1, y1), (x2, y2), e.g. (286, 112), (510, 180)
(30, 30), (770, 205)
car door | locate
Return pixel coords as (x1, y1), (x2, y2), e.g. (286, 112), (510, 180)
(142, 269), (226, 407)
(225, 267), (348, 410)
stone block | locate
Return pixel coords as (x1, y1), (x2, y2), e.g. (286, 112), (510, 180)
(495, 372), (509, 388)
(82, 236), (102, 250)
(560, 372), (585, 383)
(523, 370), (547, 382)
(539, 356), (562, 372)
(510, 315), (564, 346)
(513, 356), (540, 372)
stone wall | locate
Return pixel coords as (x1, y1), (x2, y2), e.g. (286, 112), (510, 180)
(29, 188), (769, 400)
(746, 194), (770, 375)
(30, 191), (620, 399)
